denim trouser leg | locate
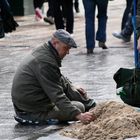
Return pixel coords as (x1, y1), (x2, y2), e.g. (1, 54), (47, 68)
(82, 0), (96, 49)
(121, 0), (133, 30)
(96, 0), (108, 42)
(121, 14), (133, 37)
(96, 17), (107, 42)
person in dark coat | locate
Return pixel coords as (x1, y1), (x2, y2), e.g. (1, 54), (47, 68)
(0, 0), (18, 38)
(11, 29), (96, 125)
(52, 0), (74, 34)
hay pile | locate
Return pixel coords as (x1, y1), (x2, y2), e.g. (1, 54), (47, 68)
(60, 101), (140, 140)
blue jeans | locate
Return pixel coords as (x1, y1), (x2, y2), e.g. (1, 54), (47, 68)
(121, 14), (133, 37)
(82, 0), (108, 49)
(121, 0), (133, 30)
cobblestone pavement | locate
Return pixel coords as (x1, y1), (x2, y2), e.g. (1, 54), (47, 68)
(0, 1), (137, 140)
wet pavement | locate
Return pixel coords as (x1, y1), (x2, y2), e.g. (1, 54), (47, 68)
(0, 1), (138, 140)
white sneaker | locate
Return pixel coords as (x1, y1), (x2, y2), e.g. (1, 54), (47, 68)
(70, 33), (74, 37)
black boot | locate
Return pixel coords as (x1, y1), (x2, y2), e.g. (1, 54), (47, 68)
(99, 41), (108, 49)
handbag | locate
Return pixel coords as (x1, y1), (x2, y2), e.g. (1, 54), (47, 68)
(113, 68), (140, 107)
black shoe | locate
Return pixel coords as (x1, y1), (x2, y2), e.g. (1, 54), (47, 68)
(87, 48), (94, 54)
(14, 115), (40, 125)
(44, 16), (54, 25)
(99, 42), (108, 49)
(14, 115), (61, 125)
(112, 32), (131, 42)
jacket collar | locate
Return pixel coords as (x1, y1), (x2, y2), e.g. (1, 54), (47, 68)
(48, 41), (62, 67)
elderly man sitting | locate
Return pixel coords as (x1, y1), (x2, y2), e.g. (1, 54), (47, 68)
(11, 29), (96, 125)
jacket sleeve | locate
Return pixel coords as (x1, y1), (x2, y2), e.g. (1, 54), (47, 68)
(36, 62), (81, 120)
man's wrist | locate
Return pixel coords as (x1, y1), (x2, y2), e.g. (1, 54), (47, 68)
(75, 113), (82, 120)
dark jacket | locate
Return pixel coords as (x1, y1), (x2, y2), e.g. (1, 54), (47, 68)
(0, 0), (18, 34)
(11, 42), (81, 120)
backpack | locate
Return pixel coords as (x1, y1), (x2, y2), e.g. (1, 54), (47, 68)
(113, 68), (140, 107)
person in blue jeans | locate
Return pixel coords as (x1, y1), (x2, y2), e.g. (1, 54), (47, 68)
(82, 0), (108, 54)
(121, 0), (133, 30)
(112, 0), (133, 42)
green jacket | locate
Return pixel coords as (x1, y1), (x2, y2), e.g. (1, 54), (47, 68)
(11, 42), (81, 120)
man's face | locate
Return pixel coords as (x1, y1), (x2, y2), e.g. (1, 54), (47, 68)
(55, 41), (71, 59)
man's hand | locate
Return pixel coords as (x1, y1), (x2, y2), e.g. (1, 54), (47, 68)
(75, 112), (96, 124)
(77, 88), (88, 99)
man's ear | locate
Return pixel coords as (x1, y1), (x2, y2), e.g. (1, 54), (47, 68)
(51, 38), (56, 46)
(52, 37), (59, 46)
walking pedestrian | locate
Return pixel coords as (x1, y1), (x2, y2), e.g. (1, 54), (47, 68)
(52, 0), (74, 34)
(74, 0), (80, 13)
(43, 0), (54, 24)
(112, 0), (133, 42)
(121, 0), (133, 30)
(11, 29), (96, 125)
(82, 0), (108, 54)
(0, 0), (18, 38)
(33, 0), (54, 24)
(33, 0), (44, 21)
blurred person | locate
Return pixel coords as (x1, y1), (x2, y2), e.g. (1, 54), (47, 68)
(0, 0), (18, 38)
(82, 0), (109, 54)
(112, 0), (133, 42)
(43, 0), (54, 24)
(121, 0), (133, 30)
(74, 0), (80, 13)
(52, 0), (74, 34)
(33, 0), (44, 21)
(33, 0), (54, 24)
(11, 29), (96, 125)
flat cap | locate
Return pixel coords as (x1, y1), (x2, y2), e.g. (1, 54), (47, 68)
(53, 29), (78, 48)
